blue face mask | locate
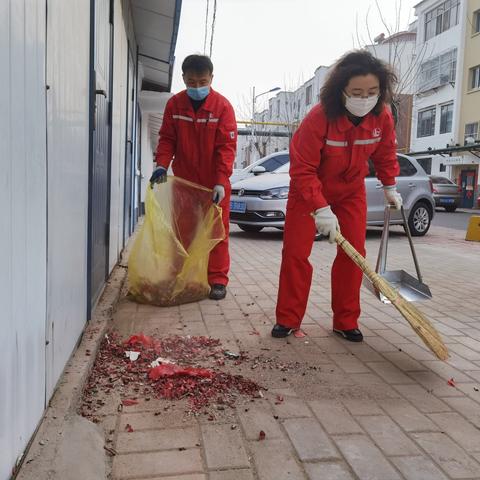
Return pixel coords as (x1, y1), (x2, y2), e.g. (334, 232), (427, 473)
(187, 86), (210, 101)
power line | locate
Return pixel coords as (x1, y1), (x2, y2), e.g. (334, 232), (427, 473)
(203, 0), (210, 55)
(209, 0), (217, 58)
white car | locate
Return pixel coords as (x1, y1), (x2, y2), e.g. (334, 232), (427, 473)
(230, 151), (289, 184)
(230, 154), (436, 237)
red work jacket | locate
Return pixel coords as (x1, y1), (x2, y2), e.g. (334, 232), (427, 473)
(155, 89), (237, 189)
(289, 103), (400, 211)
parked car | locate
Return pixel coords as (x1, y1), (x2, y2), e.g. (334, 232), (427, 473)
(230, 154), (435, 236)
(230, 151), (289, 184)
(429, 175), (462, 212)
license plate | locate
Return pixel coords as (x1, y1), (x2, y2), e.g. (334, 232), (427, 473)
(230, 200), (246, 213)
(440, 198), (455, 204)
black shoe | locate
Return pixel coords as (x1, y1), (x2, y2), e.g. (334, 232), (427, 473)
(333, 328), (363, 342)
(271, 324), (294, 338)
(209, 284), (227, 300)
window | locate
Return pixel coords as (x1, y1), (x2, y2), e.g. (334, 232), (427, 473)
(260, 154), (289, 172)
(474, 9), (480, 34)
(424, 1), (460, 40)
(440, 103), (453, 133)
(470, 66), (480, 90)
(417, 107), (436, 137)
(305, 85), (312, 106)
(419, 48), (457, 91)
(439, 163), (447, 172)
(398, 156), (418, 177)
(464, 122), (479, 143)
(417, 157), (432, 175)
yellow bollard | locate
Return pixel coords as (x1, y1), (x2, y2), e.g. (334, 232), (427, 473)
(466, 216), (480, 242)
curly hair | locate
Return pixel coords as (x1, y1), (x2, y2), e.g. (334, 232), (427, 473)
(320, 50), (397, 119)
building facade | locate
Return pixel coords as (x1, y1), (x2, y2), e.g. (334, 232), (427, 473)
(0, 1), (181, 478)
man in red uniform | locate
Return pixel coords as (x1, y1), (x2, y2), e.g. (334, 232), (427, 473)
(150, 55), (237, 300)
(273, 51), (402, 341)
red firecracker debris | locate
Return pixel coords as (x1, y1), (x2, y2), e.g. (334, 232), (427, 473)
(249, 329), (260, 336)
(79, 332), (262, 417)
(125, 424), (134, 433)
(275, 395), (284, 405)
(258, 430), (266, 441)
(447, 378), (456, 387)
(149, 364), (214, 380)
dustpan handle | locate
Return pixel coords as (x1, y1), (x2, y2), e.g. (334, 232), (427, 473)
(400, 205), (423, 283)
(376, 206), (391, 275)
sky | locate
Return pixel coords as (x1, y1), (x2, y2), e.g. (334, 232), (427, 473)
(172, 0), (420, 117)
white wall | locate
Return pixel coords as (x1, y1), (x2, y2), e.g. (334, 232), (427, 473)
(45, 0), (91, 398)
(0, 2), (47, 479)
(109, 0), (129, 270)
(410, 0), (464, 151)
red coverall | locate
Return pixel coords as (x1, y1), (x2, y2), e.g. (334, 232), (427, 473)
(155, 89), (237, 286)
(276, 104), (399, 331)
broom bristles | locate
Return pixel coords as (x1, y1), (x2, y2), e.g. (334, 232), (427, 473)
(336, 232), (449, 360)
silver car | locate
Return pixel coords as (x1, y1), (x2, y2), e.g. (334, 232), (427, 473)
(429, 175), (462, 212)
(230, 154), (435, 236)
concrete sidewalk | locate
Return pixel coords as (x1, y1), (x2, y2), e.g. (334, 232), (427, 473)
(55, 225), (480, 479)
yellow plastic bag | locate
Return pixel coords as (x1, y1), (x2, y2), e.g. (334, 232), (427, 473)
(128, 177), (225, 306)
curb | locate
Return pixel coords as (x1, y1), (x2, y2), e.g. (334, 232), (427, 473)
(14, 264), (128, 480)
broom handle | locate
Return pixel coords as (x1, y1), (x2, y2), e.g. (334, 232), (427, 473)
(335, 232), (385, 288)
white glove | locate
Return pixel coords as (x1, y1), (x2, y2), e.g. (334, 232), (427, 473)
(383, 185), (403, 210)
(213, 185), (225, 204)
(313, 206), (339, 244)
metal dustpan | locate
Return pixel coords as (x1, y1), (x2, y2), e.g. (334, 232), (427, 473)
(364, 205), (432, 303)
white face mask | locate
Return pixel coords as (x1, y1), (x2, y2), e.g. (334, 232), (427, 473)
(343, 93), (379, 117)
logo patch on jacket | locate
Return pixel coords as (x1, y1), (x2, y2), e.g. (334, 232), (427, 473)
(230, 131), (235, 139)
(372, 128), (381, 137)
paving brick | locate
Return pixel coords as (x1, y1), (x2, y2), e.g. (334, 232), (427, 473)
(448, 342), (480, 361)
(379, 398), (438, 432)
(119, 412), (195, 431)
(329, 353), (371, 373)
(342, 399), (383, 416)
(422, 360), (472, 382)
(364, 336), (399, 352)
(412, 432), (480, 479)
(237, 405), (285, 441)
(309, 400), (363, 434)
(391, 456), (449, 480)
(393, 384), (451, 413)
(358, 415), (421, 455)
(116, 427), (200, 454)
(283, 418), (339, 461)
(271, 395), (312, 419)
(344, 343), (384, 362)
(409, 371), (465, 397)
(397, 343), (436, 361)
(209, 470), (254, 480)
(112, 449), (203, 478)
(250, 438), (307, 480)
(333, 434), (402, 480)
(304, 462), (355, 480)
(137, 475), (206, 480)
(201, 424), (250, 469)
(428, 412), (480, 452)
(313, 337), (349, 354)
(366, 361), (416, 384)
(382, 351), (427, 371)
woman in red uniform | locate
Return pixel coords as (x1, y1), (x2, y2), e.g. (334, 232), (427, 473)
(273, 50), (402, 341)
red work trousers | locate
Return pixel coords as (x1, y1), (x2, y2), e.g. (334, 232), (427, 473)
(276, 182), (367, 330)
(208, 188), (231, 286)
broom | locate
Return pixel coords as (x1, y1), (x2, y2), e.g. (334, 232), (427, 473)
(335, 232), (449, 360)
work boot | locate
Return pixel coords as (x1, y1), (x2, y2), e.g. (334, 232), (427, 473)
(333, 328), (363, 342)
(209, 284), (227, 300)
(271, 324), (294, 338)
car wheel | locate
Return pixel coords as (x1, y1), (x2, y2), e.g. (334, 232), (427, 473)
(408, 202), (432, 236)
(238, 224), (264, 233)
(445, 206), (457, 213)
